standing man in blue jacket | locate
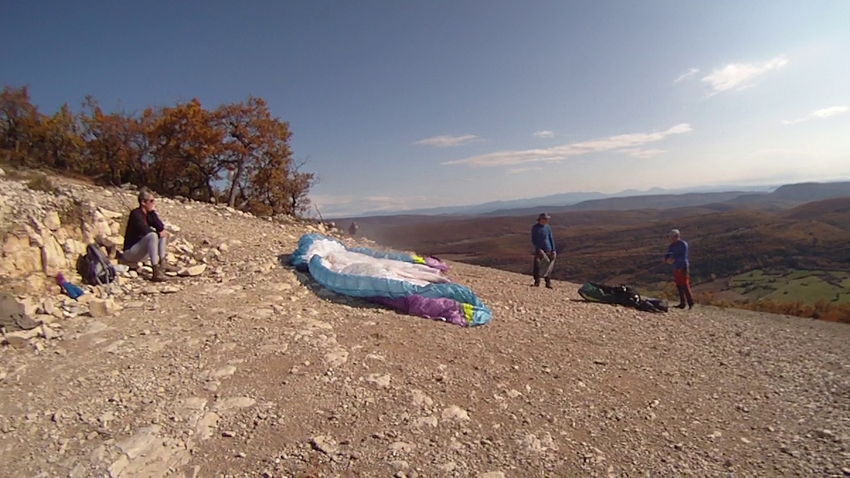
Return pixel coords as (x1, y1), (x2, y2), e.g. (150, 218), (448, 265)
(531, 213), (557, 288)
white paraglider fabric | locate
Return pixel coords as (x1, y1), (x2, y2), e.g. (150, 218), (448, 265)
(305, 238), (450, 287)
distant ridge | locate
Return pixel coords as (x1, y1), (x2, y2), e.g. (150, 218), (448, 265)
(481, 191), (758, 217)
(337, 183), (779, 218)
(337, 180), (850, 220)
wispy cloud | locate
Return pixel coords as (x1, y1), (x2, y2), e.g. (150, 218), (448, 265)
(673, 68), (699, 83)
(507, 166), (544, 174)
(701, 56), (788, 94)
(782, 106), (848, 125)
(617, 148), (667, 158)
(413, 134), (480, 147)
(442, 124), (691, 167)
(533, 130), (555, 138)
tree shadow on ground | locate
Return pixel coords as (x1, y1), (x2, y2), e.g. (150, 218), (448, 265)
(277, 253), (384, 310)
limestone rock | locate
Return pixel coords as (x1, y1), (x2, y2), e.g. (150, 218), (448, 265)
(179, 264), (206, 277)
(41, 234), (67, 275)
(195, 412), (220, 440)
(43, 210), (61, 231)
(6, 325), (42, 340)
(441, 405), (470, 422)
(24, 274), (48, 293)
(87, 210), (113, 243)
(411, 389), (433, 408)
(1, 227), (42, 276)
(213, 396), (256, 412)
(310, 435), (338, 456)
(365, 373), (391, 389)
(88, 298), (117, 318)
(98, 207), (123, 220)
(0, 292), (39, 332)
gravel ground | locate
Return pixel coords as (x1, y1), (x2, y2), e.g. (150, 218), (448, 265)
(1, 177), (849, 477)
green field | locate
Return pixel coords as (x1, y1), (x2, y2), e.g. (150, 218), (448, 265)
(729, 269), (850, 305)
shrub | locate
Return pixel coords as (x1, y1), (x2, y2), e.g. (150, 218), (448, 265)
(25, 173), (58, 193)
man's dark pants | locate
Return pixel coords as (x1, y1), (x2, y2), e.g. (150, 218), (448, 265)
(533, 251), (557, 286)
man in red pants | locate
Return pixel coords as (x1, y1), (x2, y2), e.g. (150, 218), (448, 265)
(664, 229), (694, 309)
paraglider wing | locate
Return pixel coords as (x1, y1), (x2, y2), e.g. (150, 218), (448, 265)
(290, 234), (491, 326)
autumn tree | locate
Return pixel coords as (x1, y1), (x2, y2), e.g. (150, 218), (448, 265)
(242, 153), (315, 216)
(79, 96), (139, 184)
(284, 158), (316, 216)
(31, 104), (85, 170)
(216, 97), (290, 207)
(148, 98), (224, 201)
(127, 108), (157, 183)
(1, 85), (316, 217)
(0, 85), (42, 165)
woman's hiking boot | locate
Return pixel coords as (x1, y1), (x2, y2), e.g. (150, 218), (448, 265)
(151, 265), (167, 282)
(545, 278), (553, 289)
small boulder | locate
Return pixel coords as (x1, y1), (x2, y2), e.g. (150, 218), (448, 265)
(88, 298), (116, 318)
(43, 211), (61, 231)
(0, 292), (39, 332)
(179, 264), (206, 277)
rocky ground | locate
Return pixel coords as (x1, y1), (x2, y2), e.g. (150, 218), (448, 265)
(1, 171), (849, 477)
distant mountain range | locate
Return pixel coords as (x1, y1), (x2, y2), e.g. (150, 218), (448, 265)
(342, 183), (781, 218)
(339, 181), (850, 233)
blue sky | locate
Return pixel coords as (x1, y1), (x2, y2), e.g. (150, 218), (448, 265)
(2, 1), (849, 216)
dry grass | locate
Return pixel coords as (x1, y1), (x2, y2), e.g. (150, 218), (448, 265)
(57, 199), (85, 232)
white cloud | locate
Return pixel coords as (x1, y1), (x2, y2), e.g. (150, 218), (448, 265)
(674, 68), (699, 83)
(442, 124), (692, 167)
(413, 134), (480, 147)
(533, 130), (555, 138)
(507, 166), (544, 174)
(616, 148), (667, 158)
(701, 56), (788, 94)
(782, 106), (848, 125)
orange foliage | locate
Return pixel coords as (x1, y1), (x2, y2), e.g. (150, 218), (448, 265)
(0, 86), (41, 164)
(80, 96), (140, 184)
(148, 98), (225, 201)
(0, 85), (315, 217)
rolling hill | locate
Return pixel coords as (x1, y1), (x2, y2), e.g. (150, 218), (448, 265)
(349, 193), (850, 304)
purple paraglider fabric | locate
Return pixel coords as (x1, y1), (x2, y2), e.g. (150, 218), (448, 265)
(367, 295), (469, 327)
(424, 257), (450, 272)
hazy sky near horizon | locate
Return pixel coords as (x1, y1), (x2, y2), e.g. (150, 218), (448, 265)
(2, 1), (849, 216)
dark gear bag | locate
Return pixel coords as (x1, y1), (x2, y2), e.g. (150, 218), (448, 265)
(78, 243), (117, 286)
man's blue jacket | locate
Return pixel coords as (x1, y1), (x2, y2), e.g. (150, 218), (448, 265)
(531, 223), (555, 252)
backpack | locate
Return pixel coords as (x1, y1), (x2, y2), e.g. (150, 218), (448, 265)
(636, 298), (669, 313)
(579, 282), (640, 307)
(578, 282), (668, 313)
(78, 243), (117, 286)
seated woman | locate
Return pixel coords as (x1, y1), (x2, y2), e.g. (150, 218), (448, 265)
(120, 187), (177, 282)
